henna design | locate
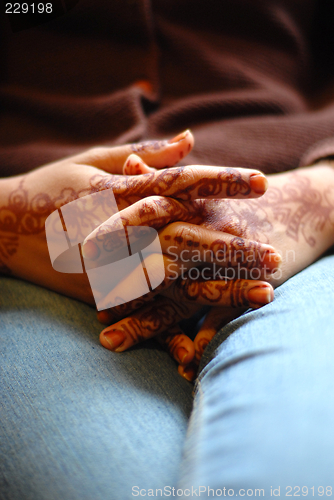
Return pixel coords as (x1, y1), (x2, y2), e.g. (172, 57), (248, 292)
(175, 278), (250, 307)
(0, 180), (95, 237)
(119, 298), (195, 345)
(92, 197), (200, 254)
(170, 168), (252, 200)
(203, 174), (334, 247)
(2, 167), (333, 281)
(0, 176), (110, 272)
(131, 140), (168, 153)
(225, 237), (263, 269)
(203, 199), (273, 242)
(98, 271), (176, 325)
(196, 168), (251, 199)
(158, 328), (184, 360)
(268, 176), (334, 247)
(167, 234), (263, 270)
(91, 166), (255, 207)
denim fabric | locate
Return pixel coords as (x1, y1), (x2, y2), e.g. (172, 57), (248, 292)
(0, 278), (193, 500)
(1, 255), (334, 500)
(178, 255), (334, 498)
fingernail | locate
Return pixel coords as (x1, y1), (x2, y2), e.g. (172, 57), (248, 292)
(261, 249), (282, 271)
(82, 240), (100, 260)
(101, 329), (126, 350)
(247, 285), (273, 306)
(177, 346), (189, 364)
(168, 129), (190, 144)
(182, 365), (196, 382)
(249, 173), (268, 194)
(178, 364), (196, 382)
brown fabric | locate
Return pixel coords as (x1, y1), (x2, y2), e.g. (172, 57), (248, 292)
(1, 0), (334, 177)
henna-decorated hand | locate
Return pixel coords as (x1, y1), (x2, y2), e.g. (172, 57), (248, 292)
(0, 131), (197, 299)
(97, 159), (334, 381)
(83, 154), (280, 372)
(175, 162), (334, 379)
(0, 129), (275, 307)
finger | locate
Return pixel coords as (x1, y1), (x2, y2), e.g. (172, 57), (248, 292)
(99, 296), (199, 352)
(193, 307), (245, 365)
(110, 165), (268, 202)
(82, 165), (269, 255)
(156, 325), (195, 366)
(178, 363), (198, 382)
(160, 222), (282, 274)
(81, 197), (196, 260)
(73, 129), (194, 174)
(162, 278), (274, 309)
(97, 296), (149, 325)
(94, 257), (259, 327)
(82, 163), (270, 254)
(96, 266), (274, 322)
(83, 216), (281, 278)
(122, 154), (157, 175)
(97, 282), (197, 367)
(94, 253), (199, 325)
(178, 306), (244, 382)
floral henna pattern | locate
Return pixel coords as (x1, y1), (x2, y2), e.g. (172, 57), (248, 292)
(0, 177), (106, 273)
(197, 168), (251, 198)
(0, 180), (94, 237)
(204, 173), (334, 247)
(267, 176), (334, 247)
(203, 199), (273, 243)
(175, 278), (250, 307)
(91, 166), (255, 206)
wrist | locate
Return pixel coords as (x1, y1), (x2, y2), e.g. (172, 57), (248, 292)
(290, 163), (334, 247)
(0, 176), (24, 275)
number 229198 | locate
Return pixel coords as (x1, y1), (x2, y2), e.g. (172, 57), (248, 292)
(5, 3), (53, 14)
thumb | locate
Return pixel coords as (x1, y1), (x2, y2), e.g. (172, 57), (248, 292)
(122, 154), (158, 175)
(73, 130), (194, 175)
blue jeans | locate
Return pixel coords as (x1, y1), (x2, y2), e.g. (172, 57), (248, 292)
(1, 255), (334, 500)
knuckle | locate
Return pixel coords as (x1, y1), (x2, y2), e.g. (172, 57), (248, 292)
(88, 146), (108, 158)
(182, 166), (197, 184)
(173, 224), (199, 249)
(139, 197), (162, 219)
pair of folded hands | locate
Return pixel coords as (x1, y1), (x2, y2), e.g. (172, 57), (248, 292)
(2, 130), (334, 381)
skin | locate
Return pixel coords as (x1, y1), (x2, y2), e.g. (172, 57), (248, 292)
(0, 131), (275, 372)
(0, 134), (201, 299)
(98, 157), (334, 380)
(4, 131), (332, 380)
